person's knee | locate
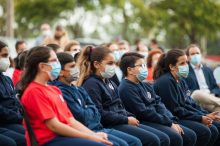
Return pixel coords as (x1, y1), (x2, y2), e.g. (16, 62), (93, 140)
(112, 142), (120, 146)
(16, 137), (26, 146)
(200, 125), (212, 140)
(185, 130), (197, 146)
(210, 125), (219, 140)
(144, 134), (160, 146)
(191, 90), (205, 100)
(128, 137), (142, 146)
(159, 134), (170, 146)
(169, 133), (183, 146)
(0, 137), (17, 146)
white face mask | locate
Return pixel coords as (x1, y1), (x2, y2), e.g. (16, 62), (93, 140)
(100, 64), (116, 78)
(42, 30), (51, 37)
(0, 57), (10, 72)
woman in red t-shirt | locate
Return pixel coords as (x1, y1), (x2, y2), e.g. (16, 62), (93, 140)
(146, 50), (162, 82)
(18, 46), (112, 146)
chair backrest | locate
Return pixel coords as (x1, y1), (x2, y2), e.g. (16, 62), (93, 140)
(21, 105), (38, 146)
(18, 93), (38, 146)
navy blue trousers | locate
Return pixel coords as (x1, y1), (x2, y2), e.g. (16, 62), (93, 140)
(142, 122), (197, 146)
(110, 124), (170, 146)
(101, 128), (142, 146)
(0, 124), (26, 146)
(43, 136), (106, 146)
(179, 120), (219, 146)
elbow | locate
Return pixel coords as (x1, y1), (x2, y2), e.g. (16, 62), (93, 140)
(47, 123), (59, 133)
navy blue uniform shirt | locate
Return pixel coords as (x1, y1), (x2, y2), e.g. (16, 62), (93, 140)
(119, 79), (178, 127)
(0, 73), (22, 124)
(153, 73), (208, 122)
(82, 74), (134, 127)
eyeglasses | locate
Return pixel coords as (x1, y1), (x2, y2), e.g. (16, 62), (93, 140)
(133, 63), (147, 68)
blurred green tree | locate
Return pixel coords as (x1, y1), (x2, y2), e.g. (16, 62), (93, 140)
(151, 0), (220, 51)
(14, 0), (77, 37)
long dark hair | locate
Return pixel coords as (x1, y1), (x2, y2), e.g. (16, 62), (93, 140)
(153, 49), (185, 80)
(77, 45), (111, 86)
(18, 46), (52, 95)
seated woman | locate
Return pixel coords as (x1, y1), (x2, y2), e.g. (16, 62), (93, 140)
(18, 46), (111, 146)
(0, 41), (26, 146)
(77, 45), (171, 146)
(153, 49), (220, 146)
(51, 52), (141, 146)
(118, 52), (196, 146)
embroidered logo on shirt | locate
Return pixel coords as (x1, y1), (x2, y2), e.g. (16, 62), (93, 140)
(59, 95), (65, 102)
(147, 92), (152, 99)
(109, 83), (114, 90)
(77, 98), (82, 106)
(186, 90), (191, 97)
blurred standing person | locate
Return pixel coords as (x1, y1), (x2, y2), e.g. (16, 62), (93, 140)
(35, 23), (52, 46)
(44, 25), (69, 50)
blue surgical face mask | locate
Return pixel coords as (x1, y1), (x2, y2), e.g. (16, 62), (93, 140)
(48, 61), (61, 80)
(177, 64), (189, 78)
(190, 54), (202, 65)
(136, 65), (148, 82)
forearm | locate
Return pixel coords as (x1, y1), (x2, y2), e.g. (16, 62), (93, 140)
(69, 117), (95, 135)
(45, 118), (93, 139)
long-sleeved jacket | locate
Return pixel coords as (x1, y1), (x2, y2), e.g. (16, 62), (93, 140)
(153, 73), (208, 122)
(82, 74), (134, 127)
(0, 73), (22, 124)
(50, 80), (103, 130)
(118, 79), (178, 127)
(184, 64), (220, 96)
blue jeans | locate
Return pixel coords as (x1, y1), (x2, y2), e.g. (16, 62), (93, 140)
(0, 124), (26, 146)
(142, 122), (197, 146)
(43, 136), (106, 146)
(110, 124), (170, 146)
(179, 120), (217, 146)
(101, 128), (142, 146)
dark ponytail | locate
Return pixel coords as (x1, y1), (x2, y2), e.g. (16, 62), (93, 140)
(153, 53), (167, 80)
(153, 49), (185, 80)
(17, 46), (52, 96)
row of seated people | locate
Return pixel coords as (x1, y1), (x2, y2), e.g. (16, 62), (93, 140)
(0, 40), (220, 146)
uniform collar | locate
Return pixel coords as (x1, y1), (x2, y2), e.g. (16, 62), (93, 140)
(190, 63), (203, 69)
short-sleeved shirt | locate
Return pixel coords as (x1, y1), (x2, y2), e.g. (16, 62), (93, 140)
(21, 82), (73, 146)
